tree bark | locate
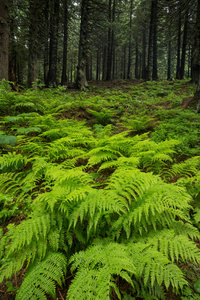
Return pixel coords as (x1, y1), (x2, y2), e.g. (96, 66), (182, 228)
(106, 0), (112, 81)
(0, 0), (9, 81)
(193, 0), (200, 111)
(147, 0), (154, 81)
(127, 0), (133, 79)
(135, 38), (139, 79)
(152, 0), (158, 80)
(27, 0), (40, 88)
(48, 0), (60, 87)
(176, 2), (181, 79)
(180, 8), (189, 79)
(44, 0), (49, 86)
(142, 29), (147, 80)
(61, 0), (69, 85)
(76, 0), (89, 90)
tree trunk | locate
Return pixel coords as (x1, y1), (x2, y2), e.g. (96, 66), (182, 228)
(106, 0), (112, 81)
(127, 0), (133, 79)
(193, 0), (200, 111)
(147, 0), (154, 81)
(180, 9), (189, 79)
(27, 0), (40, 88)
(0, 0), (9, 81)
(176, 3), (181, 79)
(167, 2), (172, 80)
(44, 0), (49, 86)
(76, 0), (89, 90)
(48, 0), (59, 87)
(142, 29), (147, 80)
(61, 0), (69, 85)
(135, 38), (139, 79)
(152, 0), (158, 80)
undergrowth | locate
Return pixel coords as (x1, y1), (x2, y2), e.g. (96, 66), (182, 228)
(0, 79), (200, 300)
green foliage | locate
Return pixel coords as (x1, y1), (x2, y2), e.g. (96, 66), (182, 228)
(16, 252), (67, 300)
(0, 135), (17, 146)
(0, 81), (200, 299)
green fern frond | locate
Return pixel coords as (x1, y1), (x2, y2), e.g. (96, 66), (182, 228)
(7, 214), (51, 255)
(87, 146), (122, 167)
(140, 229), (200, 263)
(68, 241), (135, 300)
(108, 170), (192, 238)
(99, 157), (139, 171)
(162, 156), (200, 182)
(0, 152), (27, 172)
(16, 252), (67, 300)
(129, 243), (187, 291)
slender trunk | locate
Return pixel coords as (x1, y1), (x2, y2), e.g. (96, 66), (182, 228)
(106, 0), (112, 80)
(28, 0), (40, 88)
(48, 0), (59, 87)
(135, 38), (139, 79)
(61, 0), (69, 85)
(152, 0), (158, 80)
(96, 48), (99, 81)
(127, 0), (133, 79)
(0, 0), (9, 81)
(176, 3), (181, 79)
(76, 0), (89, 90)
(142, 29), (147, 80)
(167, 3), (172, 80)
(123, 45), (126, 79)
(180, 9), (189, 79)
(147, 0), (154, 81)
(193, 0), (200, 111)
(9, 0), (17, 87)
(102, 45), (107, 80)
(44, 0), (49, 86)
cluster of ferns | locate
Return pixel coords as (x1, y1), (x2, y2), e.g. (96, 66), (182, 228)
(0, 100), (200, 299)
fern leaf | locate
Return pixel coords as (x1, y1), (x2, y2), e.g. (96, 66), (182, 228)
(16, 252), (67, 300)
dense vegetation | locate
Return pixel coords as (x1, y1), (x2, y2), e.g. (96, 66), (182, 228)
(1, 79), (200, 299)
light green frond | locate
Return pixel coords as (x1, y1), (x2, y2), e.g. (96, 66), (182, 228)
(16, 252), (67, 300)
(0, 152), (27, 172)
(68, 242), (136, 300)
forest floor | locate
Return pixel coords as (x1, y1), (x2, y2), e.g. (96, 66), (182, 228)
(0, 79), (200, 300)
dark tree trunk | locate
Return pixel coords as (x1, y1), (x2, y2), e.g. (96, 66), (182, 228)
(180, 9), (189, 79)
(61, 0), (69, 85)
(48, 0), (59, 87)
(192, 0), (200, 84)
(167, 37), (172, 80)
(76, 0), (89, 90)
(127, 0), (133, 79)
(102, 45), (107, 81)
(193, 0), (200, 111)
(176, 3), (181, 79)
(167, 2), (172, 80)
(152, 0), (158, 80)
(28, 0), (40, 88)
(0, 0), (9, 81)
(123, 45), (126, 79)
(9, 0), (17, 88)
(147, 0), (154, 81)
(44, 0), (49, 86)
(96, 48), (100, 81)
(142, 29), (147, 80)
(135, 38), (139, 79)
(106, 0), (112, 80)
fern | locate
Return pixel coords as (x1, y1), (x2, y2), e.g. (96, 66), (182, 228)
(0, 152), (27, 172)
(68, 241), (135, 300)
(15, 252), (67, 300)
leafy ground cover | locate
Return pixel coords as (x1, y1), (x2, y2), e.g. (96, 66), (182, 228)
(1, 79), (200, 299)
